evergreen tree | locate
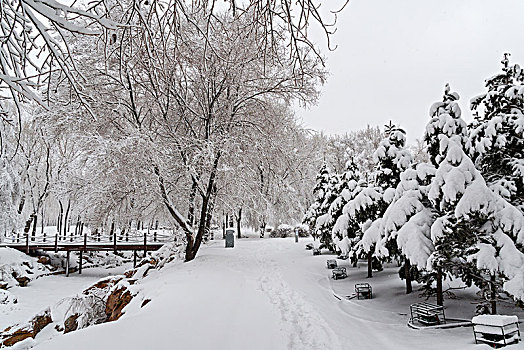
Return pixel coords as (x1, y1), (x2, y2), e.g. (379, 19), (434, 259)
(334, 123), (411, 276)
(379, 85), (524, 307)
(314, 171), (339, 250)
(303, 164), (330, 240)
(470, 53), (524, 216)
(327, 159), (361, 252)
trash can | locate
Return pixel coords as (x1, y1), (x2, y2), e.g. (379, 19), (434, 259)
(225, 229), (235, 248)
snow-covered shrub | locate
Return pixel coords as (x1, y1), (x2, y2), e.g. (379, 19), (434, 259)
(0, 248), (50, 288)
(294, 224), (310, 237)
(269, 224), (293, 238)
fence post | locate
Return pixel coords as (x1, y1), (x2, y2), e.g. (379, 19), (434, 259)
(25, 234), (29, 254)
(84, 233), (87, 253)
(133, 250), (137, 268)
(65, 250), (70, 277)
(79, 250), (83, 274)
(54, 234), (58, 253)
(143, 232), (147, 258)
(113, 230), (117, 253)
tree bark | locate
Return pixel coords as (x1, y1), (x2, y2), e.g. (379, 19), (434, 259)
(490, 274), (497, 314)
(187, 180), (197, 227)
(188, 153), (221, 261)
(222, 213), (226, 239)
(31, 214), (37, 241)
(436, 267), (443, 306)
(367, 252), (373, 278)
(236, 207), (242, 239)
(405, 257), (412, 294)
(57, 200), (63, 238)
(63, 200), (71, 238)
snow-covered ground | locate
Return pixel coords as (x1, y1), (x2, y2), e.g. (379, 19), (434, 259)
(3, 237), (523, 349)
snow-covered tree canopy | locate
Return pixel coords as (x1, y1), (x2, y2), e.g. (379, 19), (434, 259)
(470, 53), (524, 213)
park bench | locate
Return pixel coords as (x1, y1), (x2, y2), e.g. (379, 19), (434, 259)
(472, 315), (520, 347)
(326, 259), (338, 269)
(305, 243), (314, 250)
(313, 248), (321, 256)
(354, 283), (372, 299)
(332, 267), (347, 280)
(409, 302), (446, 326)
(337, 254), (349, 260)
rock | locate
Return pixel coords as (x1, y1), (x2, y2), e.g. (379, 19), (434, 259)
(37, 256), (50, 265)
(1, 309), (52, 347)
(1, 328), (33, 347)
(15, 276), (30, 287)
(0, 283), (8, 290)
(0, 290), (17, 305)
(64, 314), (79, 334)
(105, 286), (133, 322)
(124, 269), (135, 278)
(31, 309), (52, 335)
(83, 276), (123, 295)
(141, 299), (151, 308)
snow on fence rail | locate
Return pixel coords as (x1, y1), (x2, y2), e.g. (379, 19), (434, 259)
(0, 229), (175, 257)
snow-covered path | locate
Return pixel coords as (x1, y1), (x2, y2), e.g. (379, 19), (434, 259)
(30, 238), (518, 350)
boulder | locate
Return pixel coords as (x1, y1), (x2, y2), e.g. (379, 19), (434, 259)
(105, 286), (133, 322)
(64, 314), (79, 334)
(15, 276), (30, 287)
(1, 309), (52, 347)
(37, 256), (50, 265)
(1, 328), (33, 347)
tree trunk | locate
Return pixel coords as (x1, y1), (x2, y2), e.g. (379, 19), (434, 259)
(17, 198), (25, 214)
(23, 215), (33, 235)
(187, 180), (197, 227)
(63, 200), (71, 238)
(236, 207), (242, 239)
(259, 221), (266, 238)
(57, 200), (63, 238)
(222, 214), (226, 239)
(436, 267), (443, 306)
(31, 214), (37, 240)
(490, 274), (497, 314)
(40, 207), (45, 235)
(405, 257), (413, 294)
(367, 252), (373, 278)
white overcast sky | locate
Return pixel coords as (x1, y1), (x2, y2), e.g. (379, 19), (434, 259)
(296, 0), (524, 143)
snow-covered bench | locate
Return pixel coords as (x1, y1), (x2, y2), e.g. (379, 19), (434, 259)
(332, 267), (347, 280)
(409, 302), (445, 326)
(326, 259), (337, 269)
(354, 283), (372, 299)
(312, 248), (321, 256)
(305, 243), (314, 250)
(472, 315), (520, 347)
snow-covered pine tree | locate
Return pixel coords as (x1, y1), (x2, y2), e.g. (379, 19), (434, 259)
(356, 122), (412, 277)
(315, 171), (340, 251)
(303, 164), (330, 240)
(327, 159), (361, 252)
(376, 163), (437, 294)
(470, 53), (524, 217)
(373, 85), (468, 302)
(428, 135), (524, 312)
